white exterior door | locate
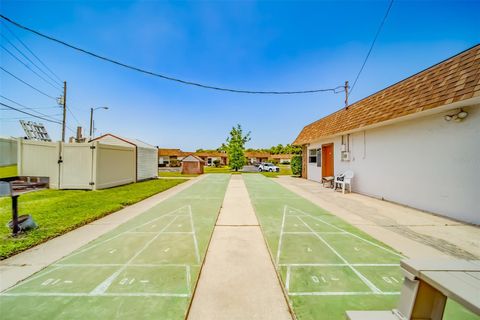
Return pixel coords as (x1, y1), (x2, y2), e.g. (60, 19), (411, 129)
(59, 143), (94, 189)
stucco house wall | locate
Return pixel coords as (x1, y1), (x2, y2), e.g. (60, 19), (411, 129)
(306, 105), (480, 225)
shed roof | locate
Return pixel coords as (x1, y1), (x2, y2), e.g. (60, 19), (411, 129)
(182, 154), (205, 162)
(93, 134), (157, 149)
(294, 45), (480, 145)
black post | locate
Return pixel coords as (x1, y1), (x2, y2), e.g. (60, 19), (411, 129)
(12, 195), (19, 236)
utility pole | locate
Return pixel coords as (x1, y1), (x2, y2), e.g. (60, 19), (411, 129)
(89, 107), (108, 140)
(61, 81), (67, 142)
(344, 80), (349, 110)
(89, 107), (93, 139)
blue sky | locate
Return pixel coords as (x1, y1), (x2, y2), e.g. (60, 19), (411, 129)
(1, 0), (479, 150)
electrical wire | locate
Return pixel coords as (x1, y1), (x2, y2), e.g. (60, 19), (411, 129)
(0, 101), (76, 134)
(0, 101), (62, 124)
(0, 14), (344, 95)
(0, 106), (59, 110)
(0, 33), (63, 87)
(349, 0), (394, 96)
(2, 114), (63, 120)
(1, 44), (63, 91)
(67, 106), (81, 126)
(0, 66), (58, 100)
(1, 20), (63, 83)
(0, 94), (62, 121)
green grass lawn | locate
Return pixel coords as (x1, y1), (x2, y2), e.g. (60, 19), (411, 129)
(0, 175), (230, 320)
(0, 165), (17, 178)
(205, 164), (293, 177)
(0, 179), (186, 260)
(158, 171), (199, 177)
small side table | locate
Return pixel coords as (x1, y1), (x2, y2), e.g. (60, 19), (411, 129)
(322, 176), (334, 188)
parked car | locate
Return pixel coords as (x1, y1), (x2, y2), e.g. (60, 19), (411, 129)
(258, 163), (279, 172)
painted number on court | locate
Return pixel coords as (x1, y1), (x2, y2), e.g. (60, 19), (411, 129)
(41, 278), (72, 286)
(119, 278), (136, 285)
(382, 276), (399, 284)
(311, 274), (339, 284)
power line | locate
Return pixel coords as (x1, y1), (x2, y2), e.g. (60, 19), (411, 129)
(1, 20), (62, 83)
(0, 66), (58, 100)
(0, 14), (344, 95)
(1, 33), (63, 87)
(0, 101), (62, 124)
(0, 100), (76, 134)
(349, 0), (394, 96)
(1, 44), (63, 91)
(0, 106), (59, 110)
(67, 106), (81, 126)
(1, 114), (63, 120)
(0, 94), (62, 121)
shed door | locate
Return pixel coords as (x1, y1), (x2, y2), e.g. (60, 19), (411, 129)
(321, 143), (334, 177)
(60, 143), (94, 189)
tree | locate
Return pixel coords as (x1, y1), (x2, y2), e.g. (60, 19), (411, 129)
(217, 144), (228, 152)
(225, 124), (251, 171)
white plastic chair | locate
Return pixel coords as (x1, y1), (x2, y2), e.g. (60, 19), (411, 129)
(334, 170), (354, 194)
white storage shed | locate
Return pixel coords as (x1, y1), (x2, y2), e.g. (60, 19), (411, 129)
(92, 134), (158, 181)
(17, 139), (136, 190)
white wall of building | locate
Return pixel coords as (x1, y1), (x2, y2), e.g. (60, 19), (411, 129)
(137, 146), (158, 181)
(306, 105), (480, 225)
(159, 156), (169, 164)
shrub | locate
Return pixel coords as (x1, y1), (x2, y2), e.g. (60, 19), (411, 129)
(291, 155), (302, 176)
(170, 159), (180, 167)
(213, 159), (221, 167)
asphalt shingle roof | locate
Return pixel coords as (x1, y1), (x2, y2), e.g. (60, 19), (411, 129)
(294, 45), (480, 145)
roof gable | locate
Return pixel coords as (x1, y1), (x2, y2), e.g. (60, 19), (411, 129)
(182, 154), (204, 162)
(93, 133), (156, 149)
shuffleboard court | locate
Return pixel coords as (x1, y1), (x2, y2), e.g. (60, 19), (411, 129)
(0, 174), (230, 320)
(243, 174), (479, 320)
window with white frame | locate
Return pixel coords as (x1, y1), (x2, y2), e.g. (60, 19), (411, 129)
(309, 149), (317, 163)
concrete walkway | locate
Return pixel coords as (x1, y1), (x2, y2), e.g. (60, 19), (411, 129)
(0, 176), (204, 292)
(188, 175), (292, 320)
(276, 176), (480, 260)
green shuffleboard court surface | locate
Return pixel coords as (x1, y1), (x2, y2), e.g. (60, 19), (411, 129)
(0, 174), (230, 320)
(243, 174), (479, 320)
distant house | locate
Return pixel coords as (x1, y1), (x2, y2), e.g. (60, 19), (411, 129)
(245, 151), (270, 164)
(293, 45), (480, 225)
(93, 134), (158, 181)
(158, 148), (190, 167)
(269, 154), (294, 164)
(194, 151), (228, 166)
